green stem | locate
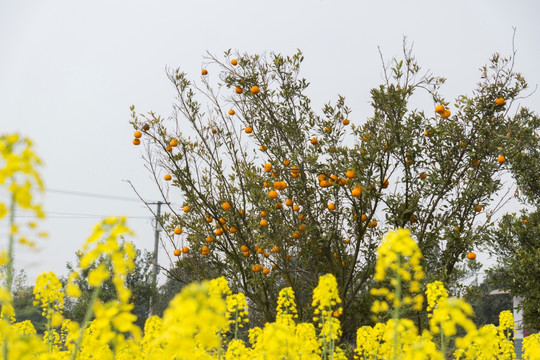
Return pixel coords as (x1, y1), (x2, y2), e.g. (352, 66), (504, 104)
(70, 286), (101, 360)
(392, 257), (402, 360)
(6, 192), (15, 294)
(440, 321), (445, 357)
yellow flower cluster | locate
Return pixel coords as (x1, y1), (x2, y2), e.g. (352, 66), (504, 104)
(276, 287), (298, 326)
(426, 280), (448, 313)
(33, 271), (64, 319)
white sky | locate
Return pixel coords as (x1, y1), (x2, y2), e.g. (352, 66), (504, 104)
(1, 0), (539, 285)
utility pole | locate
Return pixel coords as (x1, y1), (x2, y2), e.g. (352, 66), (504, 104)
(148, 201), (168, 315)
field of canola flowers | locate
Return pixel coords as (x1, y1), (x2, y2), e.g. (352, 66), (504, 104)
(1, 134), (540, 359)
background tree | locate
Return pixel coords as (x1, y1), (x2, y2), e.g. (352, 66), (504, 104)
(130, 45), (537, 338)
(63, 245), (155, 329)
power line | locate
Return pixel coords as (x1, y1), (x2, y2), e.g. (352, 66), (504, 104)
(13, 210), (150, 219)
(43, 188), (144, 202)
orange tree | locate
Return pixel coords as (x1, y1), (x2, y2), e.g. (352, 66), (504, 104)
(129, 47), (537, 338)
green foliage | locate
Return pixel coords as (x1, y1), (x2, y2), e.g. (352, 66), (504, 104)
(130, 44), (538, 338)
(63, 246), (155, 329)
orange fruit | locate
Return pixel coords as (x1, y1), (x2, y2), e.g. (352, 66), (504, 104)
(293, 205), (300, 212)
(260, 219), (268, 227)
(206, 216), (213, 223)
(346, 170), (355, 179)
(285, 199), (293, 207)
(361, 214), (368, 222)
(435, 104), (445, 114)
(424, 129), (432, 136)
(133, 138), (141, 145)
(475, 205), (482, 212)
(382, 179), (389, 189)
(264, 163), (272, 172)
(441, 109), (451, 119)
(283, 159), (290, 166)
(231, 59), (238, 66)
(260, 145), (267, 151)
(222, 202), (231, 211)
(472, 159), (480, 168)
(272, 264), (277, 270)
(201, 246), (209, 255)
(215, 228), (224, 236)
(257, 248), (264, 254)
(240, 245), (249, 252)
(252, 264), (262, 272)
(268, 190), (278, 199)
(173, 249), (181, 257)
(166, 145), (173, 151)
(243, 251), (250, 257)
(219, 217), (227, 224)
(245, 126), (253, 134)
(311, 138), (318, 145)
(467, 252), (476, 260)
(228, 109), (235, 116)
(495, 97), (505, 106)
(170, 139), (179, 147)
(134, 131), (142, 138)
(328, 203), (336, 211)
(292, 230), (301, 239)
(275, 203), (283, 209)
(524, 219), (528, 224)
(369, 220), (378, 228)
(272, 246), (279, 253)
(342, 118), (350, 125)
(298, 213), (306, 221)
(345, 238), (350, 244)
(182, 205), (189, 213)
(201, 69), (208, 75)
(164, 174), (172, 181)
(251, 86), (260, 94)
(182, 246), (189, 254)
(142, 124), (150, 131)
(497, 155), (506, 164)
(351, 186), (363, 197)
(206, 236), (214, 243)
(173, 227), (183, 235)
(260, 210), (268, 217)
(212, 128), (217, 134)
(419, 172), (427, 180)
(262, 267), (270, 275)
(230, 226), (238, 233)
(324, 126), (331, 133)
(235, 86), (243, 94)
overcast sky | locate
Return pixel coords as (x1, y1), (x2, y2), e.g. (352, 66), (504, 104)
(1, 0), (539, 285)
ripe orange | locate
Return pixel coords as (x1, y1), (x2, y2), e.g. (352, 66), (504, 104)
(142, 124), (150, 131)
(206, 236), (214, 243)
(293, 205), (300, 212)
(283, 159), (290, 166)
(231, 59), (238, 66)
(268, 190), (278, 199)
(471, 159), (480, 168)
(419, 172), (427, 180)
(497, 155), (506, 164)
(222, 202), (231, 211)
(257, 248), (264, 254)
(382, 179), (389, 189)
(164, 174), (172, 181)
(262, 267), (270, 275)
(275, 203), (282, 209)
(495, 97), (505, 106)
(201, 245), (209, 255)
(474, 205), (482, 212)
(346, 170), (355, 179)
(264, 163), (272, 172)
(230, 226), (238, 233)
(285, 199), (293, 207)
(251, 86), (260, 94)
(324, 126), (331, 133)
(173, 227), (182, 235)
(243, 251), (250, 257)
(201, 69), (208, 75)
(183, 205), (190, 213)
(252, 264), (262, 272)
(311, 138), (318, 145)
(361, 214), (368, 222)
(272, 246), (279, 253)
(298, 224), (306, 232)
(524, 219), (528, 224)
(245, 126), (253, 134)
(351, 186), (363, 197)
(212, 128), (217, 134)
(170, 139), (179, 147)
(369, 220), (378, 228)
(182, 246), (189, 254)
(134, 131), (142, 138)
(441, 110), (451, 119)
(260, 210), (268, 217)
(467, 252), (476, 260)
(342, 118), (350, 125)
(292, 230), (301, 239)
(345, 238), (350, 244)
(298, 213), (306, 221)
(260, 219), (268, 227)
(173, 249), (181, 257)
(235, 86), (243, 94)
(219, 217), (227, 224)
(228, 109), (235, 116)
(328, 203), (336, 211)
(435, 105), (445, 114)
(424, 129), (432, 137)
(241, 245), (249, 252)
(260, 145), (267, 151)
(215, 228), (224, 236)
(133, 138), (141, 145)
(166, 146), (173, 151)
